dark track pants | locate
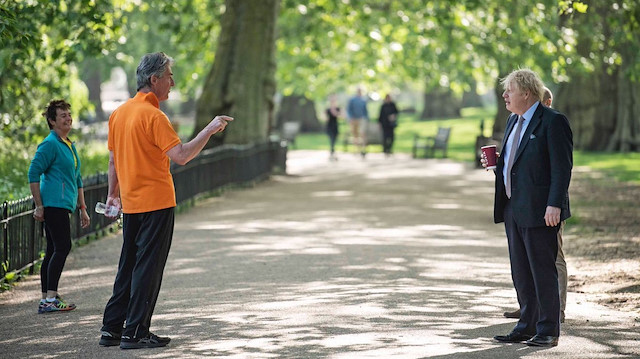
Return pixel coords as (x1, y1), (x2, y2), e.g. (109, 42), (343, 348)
(382, 126), (395, 154)
(101, 207), (174, 339)
(41, 207), (72, 293)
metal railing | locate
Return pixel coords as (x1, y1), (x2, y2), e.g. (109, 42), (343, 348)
(0, 140), (287, 281)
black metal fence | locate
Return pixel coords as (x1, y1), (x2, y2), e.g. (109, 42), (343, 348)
(0, 141), (287, 281)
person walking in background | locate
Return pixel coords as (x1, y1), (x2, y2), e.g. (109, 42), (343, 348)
(502, 86), (568, 323)
(346, 87), (369, 157)
(28, 100), (90, 314)
(326, 94), (342, 161)
(378, 94), (399, 156)
(487, 69), (572, 347)
(99, 52), (233, 350)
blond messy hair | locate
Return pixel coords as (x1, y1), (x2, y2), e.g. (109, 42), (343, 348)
(500, 68), (545, 102)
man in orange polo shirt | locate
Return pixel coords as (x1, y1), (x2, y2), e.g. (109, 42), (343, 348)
(99, 52), (233, 350)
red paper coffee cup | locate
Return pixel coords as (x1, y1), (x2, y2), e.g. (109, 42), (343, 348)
(481, 145), (497, 169)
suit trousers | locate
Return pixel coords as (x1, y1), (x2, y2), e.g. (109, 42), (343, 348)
(504, 200), (560, 337)
(556, 222), (567, 314)
(102, 207), (174, 338)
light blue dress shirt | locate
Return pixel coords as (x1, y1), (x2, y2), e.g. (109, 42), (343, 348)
(502, 101), (539, 186)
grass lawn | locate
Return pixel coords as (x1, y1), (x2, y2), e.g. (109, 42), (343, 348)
(574, 151), (640, 184)
(295, 106), (640, 184)
(1, 107), (638, 200)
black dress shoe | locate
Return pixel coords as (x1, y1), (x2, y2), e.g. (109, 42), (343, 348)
(503, 308), (521, 319)
(525, 334), (559, 347)
(494, 331), (534, 343)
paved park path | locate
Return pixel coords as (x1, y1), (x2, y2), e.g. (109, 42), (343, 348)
(1, 150), (638, 358)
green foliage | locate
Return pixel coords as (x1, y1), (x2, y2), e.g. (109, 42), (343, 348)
(0, 260), (28, 291)
(558, 1), (588, 14)
(276, 0), (574, 102)
(98, 0), (224, 99)
(0, 138), (109, 201)
(0, 0), (121, 139)
(277, 1), (473, 98)
(0, 136), (39, 200)
(1, 0), (639, 202)
(276, 0), (640, 105)
(76, 141), (110, 176)
(556, 1), (640, 81)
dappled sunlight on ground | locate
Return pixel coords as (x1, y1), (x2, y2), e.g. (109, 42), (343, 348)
(0, 151), (637, 358)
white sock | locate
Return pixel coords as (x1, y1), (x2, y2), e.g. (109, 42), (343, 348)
(46, 297), (56, 302)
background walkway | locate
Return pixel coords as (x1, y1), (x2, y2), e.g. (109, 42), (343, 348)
(0, 150), (638, 358)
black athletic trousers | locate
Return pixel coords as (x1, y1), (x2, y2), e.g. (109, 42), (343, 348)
(101, 207), (174, 339)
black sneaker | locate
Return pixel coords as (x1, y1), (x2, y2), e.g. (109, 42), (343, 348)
(99, 330), (122, 347)
(119, 332), (170, 349)
(148, 332), (171, 345)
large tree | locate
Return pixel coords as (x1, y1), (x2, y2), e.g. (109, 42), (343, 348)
(194, 0), (279, 146)
(76, 0), (224, 122)
(554, 0), (640, 151)
(458, 0), (570, 137)
(7, 0), (636, 154)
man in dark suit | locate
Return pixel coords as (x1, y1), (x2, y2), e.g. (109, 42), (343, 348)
(486, 69), (572, 347)
(502, 87), (569, 324)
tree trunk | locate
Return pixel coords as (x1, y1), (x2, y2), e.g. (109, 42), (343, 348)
(492, 76), (510, 140)
(276, 95), (321, 133)
(193, 0), (279, 146)
(82, 61), (106, 123)
(553, 1), (640, 152)
(554, 68), (616, 151)
(606, 59), (640, 152)
(462, 90), (483, 108)
(420, 87), (462, 119)
(461, 78), (483, 108)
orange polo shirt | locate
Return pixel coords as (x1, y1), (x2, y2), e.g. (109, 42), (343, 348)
(108, 92), (181, 213)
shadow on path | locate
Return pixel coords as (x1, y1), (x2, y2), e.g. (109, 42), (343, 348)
(1, 150), (638, 358)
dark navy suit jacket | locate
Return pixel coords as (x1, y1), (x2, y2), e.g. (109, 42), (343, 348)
(494, 104), (573, 228)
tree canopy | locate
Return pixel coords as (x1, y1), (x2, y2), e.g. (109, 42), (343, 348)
(0, 0), (120, 140)
(2, 0), (639, 151)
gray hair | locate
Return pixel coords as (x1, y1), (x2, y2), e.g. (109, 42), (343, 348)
(543, 86), (553, 103)
(500, 68), (545, 102)
(136, 52), (175, 91)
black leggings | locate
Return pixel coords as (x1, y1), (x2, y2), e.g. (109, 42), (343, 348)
(328, 132), (338, 154)
(40, 207), (72, 293)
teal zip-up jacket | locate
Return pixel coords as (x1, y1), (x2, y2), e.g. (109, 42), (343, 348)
(28, 130), (83, 211)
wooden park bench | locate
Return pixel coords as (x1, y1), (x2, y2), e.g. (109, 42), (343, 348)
(412, 127), (451, 158)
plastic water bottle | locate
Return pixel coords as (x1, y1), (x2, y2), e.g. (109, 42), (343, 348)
(95, 202), (120, 217)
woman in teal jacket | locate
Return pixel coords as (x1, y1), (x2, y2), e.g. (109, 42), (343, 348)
(28, 100), (90, 314)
